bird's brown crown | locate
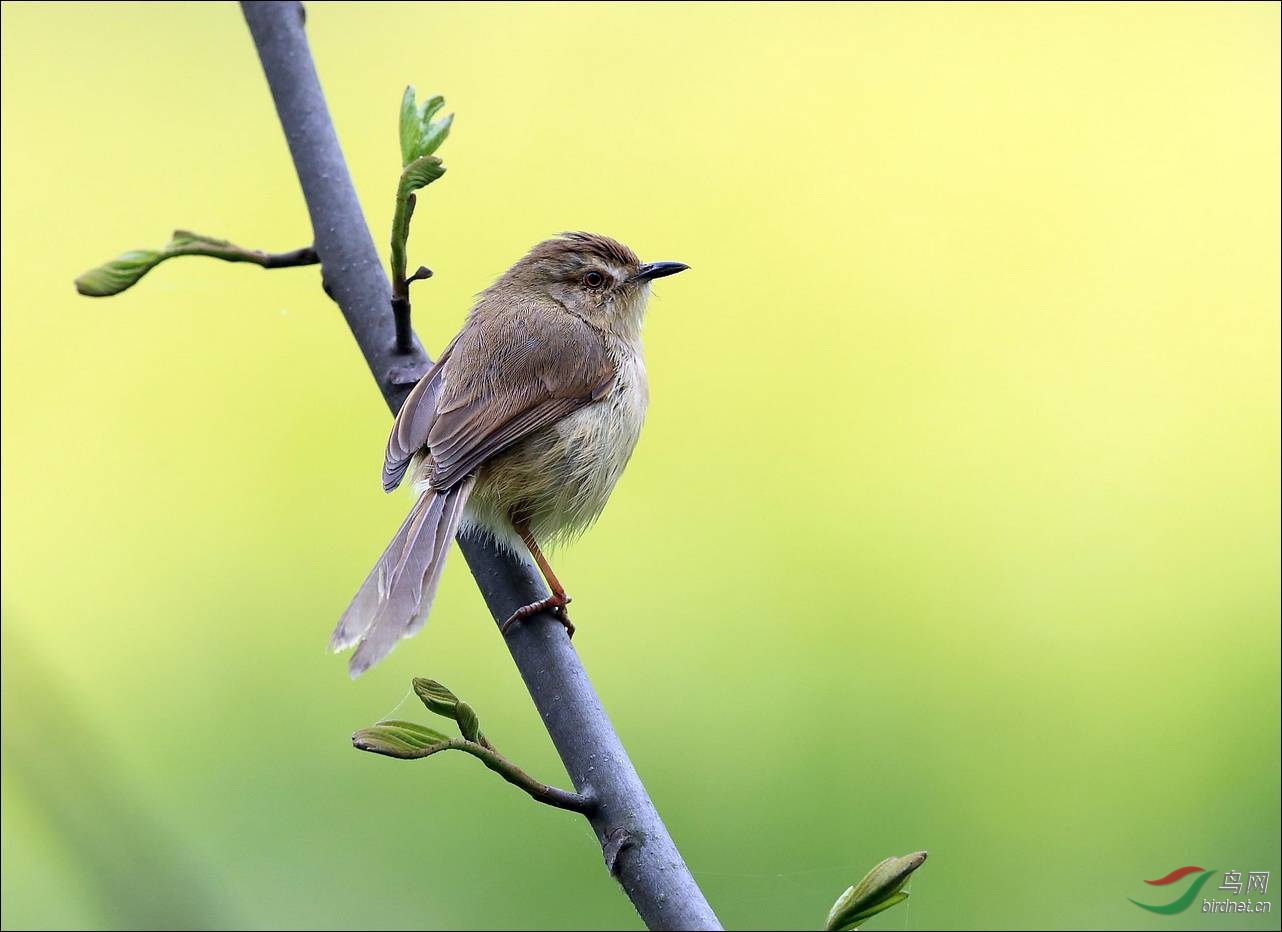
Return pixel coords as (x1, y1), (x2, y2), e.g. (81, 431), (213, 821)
(531, 232), (639, 268)
(497, 232), (642, 295)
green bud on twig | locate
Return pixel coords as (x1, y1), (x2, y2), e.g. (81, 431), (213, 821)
(399, 85), (453, 166)
(389, 87), (452, 353)
(75, 249), (166, 297)
(824, 851), (928, 931)
(354, 678), (594, 814)
(412, 677), (487, 746)
(412, 677), (459, 717)
(455, 702), (481, 742)
(351, 720), (452, 759)
(397, 156), (446, 200)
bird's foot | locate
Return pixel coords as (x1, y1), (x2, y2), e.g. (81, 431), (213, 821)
(500, 594), (574, 638)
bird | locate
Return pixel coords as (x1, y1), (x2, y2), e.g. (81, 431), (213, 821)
(329, 232), (689, 676)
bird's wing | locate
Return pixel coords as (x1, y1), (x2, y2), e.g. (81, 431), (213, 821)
(382, 334), (461, 491)
(385, 306), (615, 494)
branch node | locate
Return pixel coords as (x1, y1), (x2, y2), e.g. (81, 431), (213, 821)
(603, 828), (637, 877)
(387, 360), (429, 388)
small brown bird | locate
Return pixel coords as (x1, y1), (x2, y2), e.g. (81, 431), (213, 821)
(330, 232), (688, 676)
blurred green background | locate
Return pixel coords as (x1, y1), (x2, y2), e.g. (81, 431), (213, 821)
(2, 3), (1278, 930)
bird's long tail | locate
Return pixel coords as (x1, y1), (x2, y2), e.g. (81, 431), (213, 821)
(329, 478), (475, 677)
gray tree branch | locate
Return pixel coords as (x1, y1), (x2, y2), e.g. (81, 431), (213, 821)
(239, 3), (721, 929)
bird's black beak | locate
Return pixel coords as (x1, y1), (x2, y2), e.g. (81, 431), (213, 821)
(634, 261), (690, 282)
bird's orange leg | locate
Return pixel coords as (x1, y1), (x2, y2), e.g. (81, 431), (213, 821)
(500, 520), (575, 638)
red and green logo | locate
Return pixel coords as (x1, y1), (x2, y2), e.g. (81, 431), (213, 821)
(1129, 866), (1217, 914)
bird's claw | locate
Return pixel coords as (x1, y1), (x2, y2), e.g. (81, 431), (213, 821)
(500, 594), (574, 638)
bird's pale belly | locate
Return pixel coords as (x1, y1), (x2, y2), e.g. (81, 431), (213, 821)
(462, 350), (648, 551)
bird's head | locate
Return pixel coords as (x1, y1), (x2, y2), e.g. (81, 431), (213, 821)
(497, 232), (688, 339)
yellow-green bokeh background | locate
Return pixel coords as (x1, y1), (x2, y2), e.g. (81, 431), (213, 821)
(2, 3), (1278, 929)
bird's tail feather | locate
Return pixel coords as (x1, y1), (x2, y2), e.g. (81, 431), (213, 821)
(329, 478), (475, 677)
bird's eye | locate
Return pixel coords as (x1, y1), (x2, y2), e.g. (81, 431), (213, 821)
(583, 270), (605, 289)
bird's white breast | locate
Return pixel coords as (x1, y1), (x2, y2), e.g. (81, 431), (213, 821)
(462, 338), (649, 550)
(551, 341), (648, 531)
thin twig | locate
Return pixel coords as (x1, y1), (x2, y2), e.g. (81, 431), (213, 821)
(168, 232), (319, 268)
(75, 230), (318, 298)
(389, 190), (416, 352)
(353, 731), (596, 814)
(241, 3), (721, 929)
(253, 245), (320, 268)
(465, 739), (595, 814)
